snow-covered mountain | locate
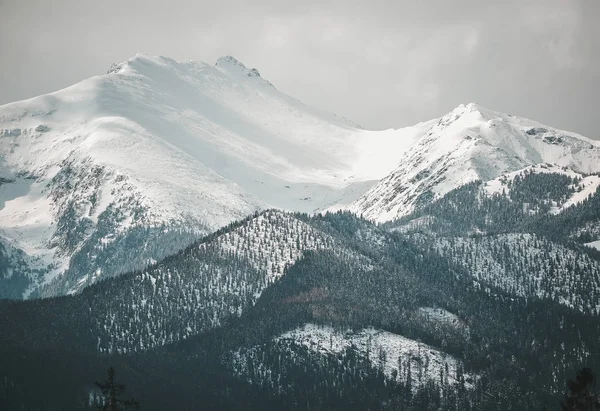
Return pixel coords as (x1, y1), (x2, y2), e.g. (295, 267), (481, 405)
(350, 103), (600, 222)
(2, 54), (600, 299)
(0, 54), (422, 298)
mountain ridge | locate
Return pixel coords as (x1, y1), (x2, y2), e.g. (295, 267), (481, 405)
(349, 103), (600, 222)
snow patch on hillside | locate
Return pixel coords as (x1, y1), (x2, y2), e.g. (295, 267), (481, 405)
(585, 240), (600, 251)
(276, 323), (475, 389)
(417, 307), (469, 333)
(561, 175), (600, 210)
(390, 215), (437, 234)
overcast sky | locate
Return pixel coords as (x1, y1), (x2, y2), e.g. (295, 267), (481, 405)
(1, 0), (598, 137)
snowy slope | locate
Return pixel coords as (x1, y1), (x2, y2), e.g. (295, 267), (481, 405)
(585, 241), (600, 251)
(482, 163), (600, 214)
(0, 54), (420, 298)
(417, 307), (470, 336)
(482, 164), (584, 196)
(350, 103), (600, 222)
(232, 323), (475, 390)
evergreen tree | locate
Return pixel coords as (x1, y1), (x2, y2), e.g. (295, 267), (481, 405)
(95, 366), (139, 410)
(562, 368), (600, 411)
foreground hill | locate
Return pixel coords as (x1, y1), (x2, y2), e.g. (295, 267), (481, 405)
(1, 210), (599, 410)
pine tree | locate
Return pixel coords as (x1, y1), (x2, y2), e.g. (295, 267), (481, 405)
(95, 366), (140, 410)
(562, 368), (600, 411)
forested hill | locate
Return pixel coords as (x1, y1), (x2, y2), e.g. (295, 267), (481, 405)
(1, 207), (600, 410)
(388, 164), (600, 243)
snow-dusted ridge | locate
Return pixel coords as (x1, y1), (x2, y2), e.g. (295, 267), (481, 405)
(482, 163), (600, 214)
(233, 323), (475, 391)
(413, 232), (600, 314)
(350, 103), (600, 222)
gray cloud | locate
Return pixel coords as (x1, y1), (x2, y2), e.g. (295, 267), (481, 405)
(1, 0), (598, 137)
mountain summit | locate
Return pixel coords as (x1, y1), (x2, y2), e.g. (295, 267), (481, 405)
(349, 103), (600, 221)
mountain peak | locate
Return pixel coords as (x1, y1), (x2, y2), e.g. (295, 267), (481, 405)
(215, 55), (246, 68)
(107, 53), (176, 75)
(448, 102), (485, 117)
(106, 53), (269, 85)
(107, 60), (129, 74)
(464, 101), (480, 111)
(215, 55), (265, 80)
(431, 102), (488, 133)
(349, 101), (600, 222)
